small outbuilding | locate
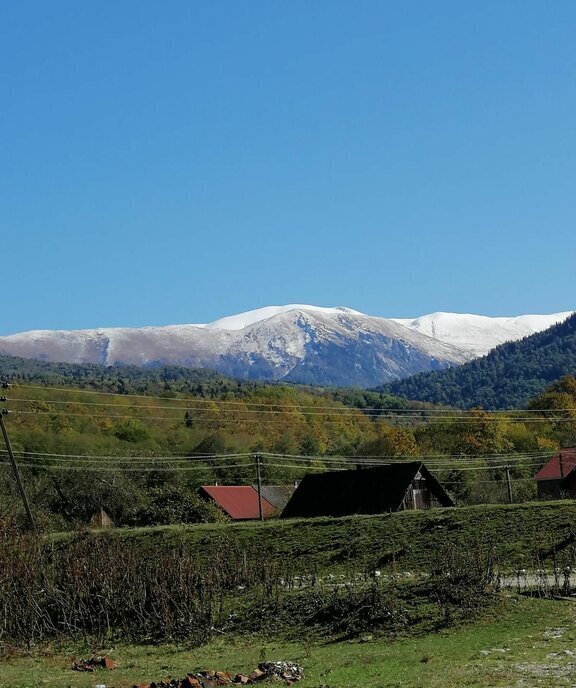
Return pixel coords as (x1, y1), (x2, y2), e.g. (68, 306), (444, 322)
(281, 462), (454, 519)
(199, 485), (274, 520)
(89, 508), (114, 529)
(534, 448), (576, 499)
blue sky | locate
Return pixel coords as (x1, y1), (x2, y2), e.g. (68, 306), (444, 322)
(2, 1), (575, 333)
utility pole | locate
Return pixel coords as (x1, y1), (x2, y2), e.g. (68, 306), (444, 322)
(0, 391), (37, 534)
(255, 452), (264, 521)
(505, 465), (513, 504)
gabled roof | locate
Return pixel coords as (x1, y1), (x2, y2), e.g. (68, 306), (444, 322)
(534, 449), (576, 482)
(256, 485), (296, 512)
(281, 462), (453, 518)
(199, 485), (276, 520)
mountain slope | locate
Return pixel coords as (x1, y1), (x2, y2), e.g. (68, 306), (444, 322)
(393, 312), (572, 357)
(381, 312), (576, 409)
(0, 305), (569, 389)
(0, 306), (470, 387)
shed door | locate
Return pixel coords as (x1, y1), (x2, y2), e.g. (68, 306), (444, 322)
(411, 478), (432, 510)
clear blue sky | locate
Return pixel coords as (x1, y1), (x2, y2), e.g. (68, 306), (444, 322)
(2, 1), (575, 333)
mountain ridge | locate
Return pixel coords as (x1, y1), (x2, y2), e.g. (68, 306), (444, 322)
(381, 312), (576, 409)
(0, 305), (569, 388)
(392, 311), (572, 357)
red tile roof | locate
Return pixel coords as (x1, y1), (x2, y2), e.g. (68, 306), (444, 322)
(534, 449), (576, 481)
(199, 485), (276, 519)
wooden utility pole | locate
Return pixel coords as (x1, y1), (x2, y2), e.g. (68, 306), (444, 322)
(0, 406), (37, 534)
(505, 465), (513, 504)
(255, 452), (264, 521)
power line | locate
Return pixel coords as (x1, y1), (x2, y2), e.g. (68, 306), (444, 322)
(9, 397), (379, 416)
(14, 383), (576, 415)
(0, 452), (546, 476)
(0, 411), (37, 533)
(0, 449), (548, 464)
(11, 410), (368, 424)
(11, 394), (576, 419)
(0, 449), (252, 461)
(265, 450), (551, 461)
(0, 460), (254, 472)
(228, 461), (543, 473)
(11, 395), (569, 417)
(11, 407), (576, 426)
(0, 448), (551, 469)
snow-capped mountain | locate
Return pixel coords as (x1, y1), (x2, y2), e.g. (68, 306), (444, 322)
(393, 311), (572, 357)
(0, 305), (570, 387)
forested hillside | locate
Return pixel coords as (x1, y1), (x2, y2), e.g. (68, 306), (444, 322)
(0, 353), (264, 398)
(0, 353), (410, 410)
(381, 313), (576, 409)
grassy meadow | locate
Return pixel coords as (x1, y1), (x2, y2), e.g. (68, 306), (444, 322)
(2, 597), (576, 688)
(5, 502), (576, 686)
(54, 500), (576, 574)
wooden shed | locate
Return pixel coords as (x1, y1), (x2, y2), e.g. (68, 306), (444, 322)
(281, 462), (454, 519)
(89, 508), (114, 529)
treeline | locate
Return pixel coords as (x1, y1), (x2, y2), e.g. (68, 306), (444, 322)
(0, 353), (265, 398)
(380, 312), (576, 409)
(0, 353), (414, 414)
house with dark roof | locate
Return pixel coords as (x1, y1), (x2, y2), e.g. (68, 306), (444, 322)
(198, 484), (295, 520)
(281, 462), (454, 519)
(534, 449), (576, 499)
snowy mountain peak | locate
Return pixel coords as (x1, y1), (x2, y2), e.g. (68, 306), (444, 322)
(203, 304), (364, 331)
(393, 311), (573, 357)
(0, 305), (571, 387)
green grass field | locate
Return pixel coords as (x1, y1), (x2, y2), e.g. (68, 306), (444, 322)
(6, 502), (576, 686)
(3, 597), (576, 688)
(53, 500), (576, 574)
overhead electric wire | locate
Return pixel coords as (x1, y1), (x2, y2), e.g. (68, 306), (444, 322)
(265, 450), (551, 461)
(10, 395), (567, 418)
(0, 460), (254, 472)
(0, 448), (550, 464)
(10, 407), (576, 427)
(0, 448), (551, 469)
(0, 452), (547, 475)
(0, 448), (554, 463)
(10, 397), (386, 416)
(0, 455), (257, 468)
(3, 409), (455, 425)
(441, 477), (537, 485)
(13, 383), (576, 415)
(7, 383), (469, 410)
(10, 394), (576, 419)
(0, 448), (252, 461)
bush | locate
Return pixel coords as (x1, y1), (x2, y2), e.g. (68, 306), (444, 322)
(128, 485), (227, 526)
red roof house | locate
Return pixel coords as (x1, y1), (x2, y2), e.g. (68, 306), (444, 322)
(534, 449), (576, 499)
(199, 485), (276, 520)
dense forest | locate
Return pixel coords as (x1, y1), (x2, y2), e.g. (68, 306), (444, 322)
(0, 352), (413, 412)
(0, 353), (266, 398)
(381, 313), (576, 409)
